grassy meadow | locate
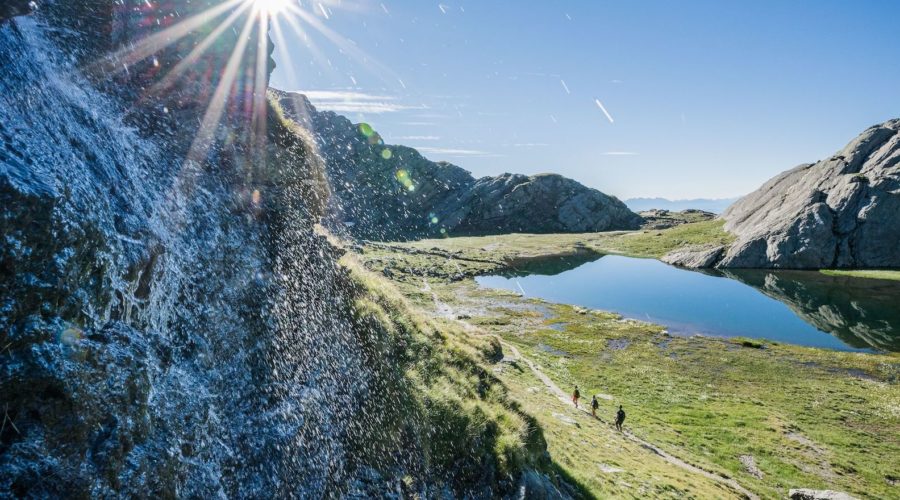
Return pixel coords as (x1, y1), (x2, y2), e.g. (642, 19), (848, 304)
(351, 220), (900, 498)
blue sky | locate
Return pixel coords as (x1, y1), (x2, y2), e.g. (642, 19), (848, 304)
(269, 0), (900, 199)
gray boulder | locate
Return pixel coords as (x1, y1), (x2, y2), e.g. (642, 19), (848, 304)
(789, 488), (858, 500)
(662, 245), (725, 268)
(717, 119), (900, 269)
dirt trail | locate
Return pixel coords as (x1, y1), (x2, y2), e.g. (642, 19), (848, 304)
(427, 286), (757, 499)
(499, 341), (758, 499)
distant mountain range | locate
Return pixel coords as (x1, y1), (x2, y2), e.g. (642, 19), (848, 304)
(625, 197), (740, 214)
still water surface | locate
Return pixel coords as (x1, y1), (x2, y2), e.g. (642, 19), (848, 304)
(476, 254), (900, 352)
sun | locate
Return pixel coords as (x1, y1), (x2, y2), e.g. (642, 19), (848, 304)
(252, 0), (291, 15)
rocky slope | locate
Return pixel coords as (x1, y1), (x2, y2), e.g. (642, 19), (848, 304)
(0, 3), (566, 497)
(271, 89), (642, 240)
(665, 120), (900, 269)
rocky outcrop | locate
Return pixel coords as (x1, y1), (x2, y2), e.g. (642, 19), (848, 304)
(640, 209), (716, 230)
(716, 120), (900, 269)
(445, 172), (642, 235)
(271, 89), (642, 240)
(662, 245), (725, 268)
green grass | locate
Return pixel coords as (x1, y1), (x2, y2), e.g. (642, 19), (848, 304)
(339, 256), (592, 496)
(433, 281), (900, 499)
(495, 352), (741, 498)
(508, 305), (899, 499)
(358, 220), (735, 283)
(595, 219), (734, 258)
(820, 269), (900, 282)
(359, 239), (900, 499)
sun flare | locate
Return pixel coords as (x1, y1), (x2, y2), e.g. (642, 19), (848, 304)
(252, 0), (291, 15)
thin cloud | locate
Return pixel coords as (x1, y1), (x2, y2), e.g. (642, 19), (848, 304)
(393, 135), (441, 141)
(299, 90), (423, 114)
(417, 147), (503, 158)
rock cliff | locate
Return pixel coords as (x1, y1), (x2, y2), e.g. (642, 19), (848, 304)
(665, 120), (900, 269)
(718, 119), (900, 268)
(271, 89), (642, 240)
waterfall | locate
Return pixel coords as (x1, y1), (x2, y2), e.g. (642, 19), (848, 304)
(0, 10), (370, 497)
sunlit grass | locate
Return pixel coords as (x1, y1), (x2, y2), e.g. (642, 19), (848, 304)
(360, 238), (900, 498)
(820, 269), (900, 282)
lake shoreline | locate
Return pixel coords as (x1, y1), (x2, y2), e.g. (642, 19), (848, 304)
(363, 227), (900, 352)
(355, 239), (900, 497)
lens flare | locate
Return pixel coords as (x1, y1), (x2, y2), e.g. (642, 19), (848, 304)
(93, 0), (379, 179)
(253, 0), (291, 14)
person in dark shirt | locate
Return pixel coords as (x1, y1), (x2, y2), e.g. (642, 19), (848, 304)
(615, 405), (626, 431)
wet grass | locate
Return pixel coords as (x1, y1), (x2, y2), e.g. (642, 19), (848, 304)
(340, 256), (592, 496)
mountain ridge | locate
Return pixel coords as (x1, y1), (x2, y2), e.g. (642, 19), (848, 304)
(271, 89), (643, 240)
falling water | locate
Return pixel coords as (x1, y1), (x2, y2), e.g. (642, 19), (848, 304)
(0, 6), (382, 497)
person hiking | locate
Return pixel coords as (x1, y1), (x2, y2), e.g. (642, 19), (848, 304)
(615, 405), (626, 431)
(590, 395), (599, 417)
(572, 386), (581, 408)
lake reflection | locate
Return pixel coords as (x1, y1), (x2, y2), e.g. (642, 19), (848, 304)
(476, 254), (900, 352)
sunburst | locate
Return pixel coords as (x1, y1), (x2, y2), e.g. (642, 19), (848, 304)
(252, 0), (292, 15)
(91, 0), (382, 166)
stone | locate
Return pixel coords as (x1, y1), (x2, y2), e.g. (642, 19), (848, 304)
(716, 119), (900, 269)
(661, 245), (725, 268)
(640, 209), (715, 229)
(789, 488), (858, 500)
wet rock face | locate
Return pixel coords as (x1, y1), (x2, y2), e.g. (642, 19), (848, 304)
(718, 119), (900, 269)
(0, 3), (373, 497)
(0, 1), (36, 22)
(271, 89), (642, 240)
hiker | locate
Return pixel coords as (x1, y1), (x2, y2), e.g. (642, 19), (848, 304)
(615, 405), (626, 431)
(572, 385), (581, 408)
(590, 395), (599, 417)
